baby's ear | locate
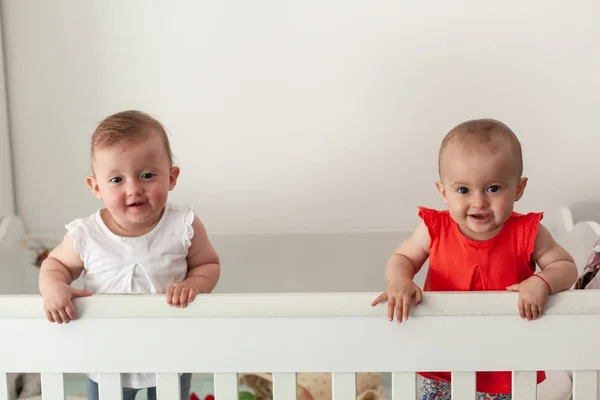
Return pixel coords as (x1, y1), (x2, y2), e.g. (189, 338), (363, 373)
(515, 177), (528, 201)
(86, 176), (102, 200)
(169, 166), (180, 191)
(435, 181), (449, 205)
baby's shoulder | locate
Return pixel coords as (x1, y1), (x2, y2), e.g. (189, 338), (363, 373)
(65, 209), (101, 232)
(165, 202), (195, 223)
(163, 203), (198, 249)
(417, 206), (451, 228)
(417, 206), (449, 216)
(165, 202), (193, 214)
(507, 211), (544, 229)
(510, 210), (544, 219)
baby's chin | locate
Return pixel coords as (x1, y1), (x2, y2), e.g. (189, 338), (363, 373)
(453, 218), (505, 240)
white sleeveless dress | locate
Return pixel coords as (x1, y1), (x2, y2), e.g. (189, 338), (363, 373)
(66, 203), (194, 388)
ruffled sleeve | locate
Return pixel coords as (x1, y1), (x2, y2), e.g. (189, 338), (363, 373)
(183, 208), (195, 249)
(65, 219), (87, 262)
(521, 212), (544, 258)
(417, 206), (440, 242)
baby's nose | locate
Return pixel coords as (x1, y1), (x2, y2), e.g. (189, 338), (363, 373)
(471, 193), (489, 208)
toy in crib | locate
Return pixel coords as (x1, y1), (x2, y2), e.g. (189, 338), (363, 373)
(574, 240), (600, 289)
(7, 373), (41, 399)
(21, 235), (58, 267)
(190, 393), (257, 400)
(239, 372), (385, 400)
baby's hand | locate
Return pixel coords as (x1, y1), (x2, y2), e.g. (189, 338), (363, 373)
(371, 279), (423, 323)
(166, 281), (199, 308)
(506, 276), (551, 321)
(42, 282), (92, 324)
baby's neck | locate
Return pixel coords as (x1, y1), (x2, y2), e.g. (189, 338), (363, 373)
(457, 223), (504, 241)
(100, 209), (164, 237)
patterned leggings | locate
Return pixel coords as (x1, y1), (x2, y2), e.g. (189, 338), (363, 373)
(420, 378), (512, 400)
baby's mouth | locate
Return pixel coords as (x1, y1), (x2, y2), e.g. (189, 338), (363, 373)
(469, 213), (490, 220)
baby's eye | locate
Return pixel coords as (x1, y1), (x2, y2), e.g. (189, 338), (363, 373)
(110, 177), (123, 184)
(487, 185), (501, 193)
(457, 187), (469, 194)
(141, 173), (154, 180)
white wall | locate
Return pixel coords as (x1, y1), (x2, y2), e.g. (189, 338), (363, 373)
(0, 11), (13, 217)
(62, 231), (421, 293)
(6, 228), (417, 294)
(0, 217), (40, 294)
(3, 0), (600, 238)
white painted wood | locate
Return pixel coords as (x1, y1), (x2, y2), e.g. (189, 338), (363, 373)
(560, 206), (576, 232)
(573, 370), (598, 400)
(273, 373), (297, 399)
(214, 373), (238, 400)
(560, 203), (600, 235)
(99, 373), (122, 400)
(558, 204), (600, 275)
(156, 373), (180, 399)
(391, 372), (416, 399)
(451, 371), (476, 399)
(512, 371), (537, 400)
(0, 291), (599, 319)
(332, 373), (355, 399)
(0, 293), (597, 374)
(0, 373), (8, 400)
(41, 373), (65, 400)
(581, 222), (600, 237)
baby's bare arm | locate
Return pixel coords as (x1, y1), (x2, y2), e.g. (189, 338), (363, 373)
(385, 222), (431, 284)
(165, 216), (220, 307)
(531, 224), (578, 293)
(39, 232), (84, 294)
(39, 233), (90, 323)
(184, 216), (221, 293)
(372, 222), (431, 321)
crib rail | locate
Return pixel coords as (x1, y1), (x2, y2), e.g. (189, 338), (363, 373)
(0, 291), (599, 399)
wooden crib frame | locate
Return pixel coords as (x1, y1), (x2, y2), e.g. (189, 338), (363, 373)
(0, 290), (599, 399)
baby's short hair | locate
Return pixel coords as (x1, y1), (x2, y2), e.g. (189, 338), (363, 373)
(91, 110), (173, 166)
(438, 118), (523, 177)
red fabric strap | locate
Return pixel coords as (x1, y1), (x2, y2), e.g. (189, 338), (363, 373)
(534, 274), (551, 294)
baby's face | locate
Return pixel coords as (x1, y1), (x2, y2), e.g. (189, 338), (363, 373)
(436, 141), (527, 241)
(87, 133), (179, 233)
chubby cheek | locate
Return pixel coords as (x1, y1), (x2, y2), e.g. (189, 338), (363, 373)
(492, 195), (512, 214)
(99, 185), (126, 210)
(447, 204), (467, 222)
(448, 196), (469, 215)
(146, 184), (169, 206)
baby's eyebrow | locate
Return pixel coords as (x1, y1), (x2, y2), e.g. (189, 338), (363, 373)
(450, 181), (509, 187)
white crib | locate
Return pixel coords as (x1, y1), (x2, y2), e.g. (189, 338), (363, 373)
(0, 291), (598, 400)
(0, 203), (599, 400)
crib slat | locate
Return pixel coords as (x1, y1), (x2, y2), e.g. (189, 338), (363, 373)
(0, 373), (8, 400)
(99, 373), (123, 400)
(573, 370), (598, 399)
(451, 371), (476, 399)
(156, 373), (180, 399)
(41, 373), (65, 400)
(512, 371), (537, 400)
(332, 372), (355, 399)
(273, 373), (297, 399)
(214, 373), (238, 400)
(391, 372), (416, 399)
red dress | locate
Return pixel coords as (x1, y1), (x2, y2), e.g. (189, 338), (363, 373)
(417, 207), (546, 394)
